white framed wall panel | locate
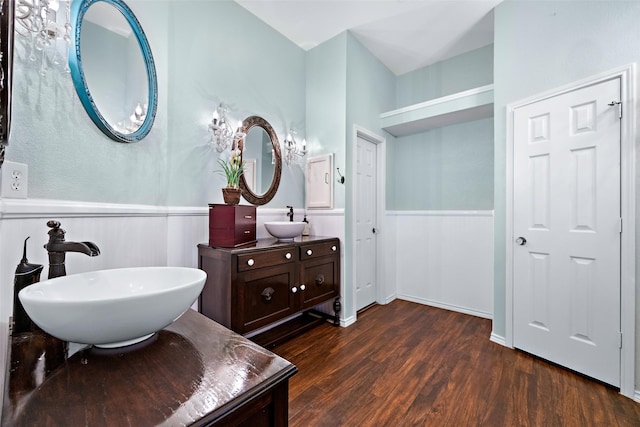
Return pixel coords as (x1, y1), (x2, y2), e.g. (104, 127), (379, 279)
(391, 210), (494, 319)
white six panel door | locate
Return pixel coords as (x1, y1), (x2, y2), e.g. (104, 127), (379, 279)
(355, 135), (377, 311)
(513, 78), (621, 386)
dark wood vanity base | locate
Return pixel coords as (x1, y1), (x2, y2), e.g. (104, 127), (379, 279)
(1, 310), (297, 426)
(198, 236), (341, 348)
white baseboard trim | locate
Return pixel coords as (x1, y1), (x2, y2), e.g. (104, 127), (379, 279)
(634, 390), (640, 403)
(397, 294), (493, 319)
(381, 295), (397, 305)
(342, 315), (356, 327)
(490, 332), (508, 347)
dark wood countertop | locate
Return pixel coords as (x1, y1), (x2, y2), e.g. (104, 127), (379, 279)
(198, 235), (340, 254)
(1, 309), (297, 426)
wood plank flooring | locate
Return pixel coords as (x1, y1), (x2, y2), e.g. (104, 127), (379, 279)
(272, 300), (640, 426)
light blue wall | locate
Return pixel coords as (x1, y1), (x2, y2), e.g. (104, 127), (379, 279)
(388, 46), (494, 211)
(391, 118), (494, 210)
(6, 0), (305, 209)
(166, 0), (305, 208)
(7, 0), (170, 205)
(396, 44), (493, 107)
(493, 1), (640, 384)
(305, 33), (348, 209)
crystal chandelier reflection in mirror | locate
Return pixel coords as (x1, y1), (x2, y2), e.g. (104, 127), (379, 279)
(118, 102), (147, 133)
(208, 103), (244, 152)
(283, 129), (306, 165)
(15, 0), (71, 76)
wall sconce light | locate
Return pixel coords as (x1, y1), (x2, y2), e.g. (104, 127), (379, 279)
(283, 129), (306, 165)
(208, 103), (244, 152)
(15, 0), (72, 76)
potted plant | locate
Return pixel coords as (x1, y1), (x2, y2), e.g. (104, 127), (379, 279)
(217, 148), (245, 205)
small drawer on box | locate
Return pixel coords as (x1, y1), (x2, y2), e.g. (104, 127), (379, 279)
(300, 240), (339, 259)
(237, 248), (296, 272)
(209, 204), (257, 247)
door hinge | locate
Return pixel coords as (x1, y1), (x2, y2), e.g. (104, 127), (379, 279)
(608, 100), (622, 119)
(619, 332), (623, 349)
(619, 217), (623, 234)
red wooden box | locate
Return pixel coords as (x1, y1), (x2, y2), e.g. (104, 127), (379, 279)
(208, 204), (257, 247)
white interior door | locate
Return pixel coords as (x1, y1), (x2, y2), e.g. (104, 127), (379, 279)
(355, 136), (377, 311)
(513, 78), (621, 386)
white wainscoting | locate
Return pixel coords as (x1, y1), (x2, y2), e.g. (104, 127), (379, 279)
(0, 198), (175, 417)
(0, 200), (346, 412)
(388, 210), (494, 319)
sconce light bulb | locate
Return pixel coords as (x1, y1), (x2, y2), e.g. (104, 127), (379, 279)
(212, 109), (219, 125)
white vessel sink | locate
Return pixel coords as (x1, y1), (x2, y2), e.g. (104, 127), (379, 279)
(19, 266), (206, 348)
(264, 221), (305, 241)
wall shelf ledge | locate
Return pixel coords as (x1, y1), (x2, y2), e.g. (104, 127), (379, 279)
(381, 84), (494, 136)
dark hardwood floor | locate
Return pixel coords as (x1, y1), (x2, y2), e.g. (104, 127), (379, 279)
(272, 300), (640, 426)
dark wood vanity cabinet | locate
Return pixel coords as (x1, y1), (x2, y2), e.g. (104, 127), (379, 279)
(198, 237), (340, 346)
(299, 241), (340, 310)
(1, 310), (296, 426)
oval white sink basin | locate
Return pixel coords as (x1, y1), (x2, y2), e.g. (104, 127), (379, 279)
(19, 267), (206, 348)
(264, 221), (305, 241)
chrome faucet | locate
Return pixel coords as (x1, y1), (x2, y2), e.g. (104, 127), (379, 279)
(286, 206), (294, 222)
(44, 220), (100, 279)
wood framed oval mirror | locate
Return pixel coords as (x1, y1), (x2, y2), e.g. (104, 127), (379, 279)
(239, 116), (282, 205)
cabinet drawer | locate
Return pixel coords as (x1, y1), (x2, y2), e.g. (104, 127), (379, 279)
(237, 248), (296, 272)
(209, 204), (257, 247)
(299, 240), (339, 260)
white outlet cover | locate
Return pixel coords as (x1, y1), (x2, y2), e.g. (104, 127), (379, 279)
(1, 161), (28, 199)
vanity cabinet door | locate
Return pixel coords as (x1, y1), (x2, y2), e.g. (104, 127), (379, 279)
(235, 263), (298, 334)
(299, 256), (339, 310)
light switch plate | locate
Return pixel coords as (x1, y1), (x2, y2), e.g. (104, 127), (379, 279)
(1, 161), (28, 198)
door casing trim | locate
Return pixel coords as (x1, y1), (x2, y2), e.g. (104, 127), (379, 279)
(504, 64), (636, 398)
(351, 125), (386, 318)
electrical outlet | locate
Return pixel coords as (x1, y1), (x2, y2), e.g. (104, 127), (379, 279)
(1, 161), (28, 198)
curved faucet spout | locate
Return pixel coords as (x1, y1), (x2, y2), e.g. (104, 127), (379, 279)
(44, 220), (100, 279)
(45, 241), (100, 257)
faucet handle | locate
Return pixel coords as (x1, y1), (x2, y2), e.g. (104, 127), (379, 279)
(47, 220), (61, 230)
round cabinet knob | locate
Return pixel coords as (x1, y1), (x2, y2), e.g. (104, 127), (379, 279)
(331, 245), (337, 251)
(291, 287), (298, 293)
(307, 249), (313, 256)
(247, 259), (255, 266)
(285, 252), (292, 260)
(300, 284), (306, 291)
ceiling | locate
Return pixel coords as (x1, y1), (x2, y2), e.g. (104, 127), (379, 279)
(234, 0), (503, 76)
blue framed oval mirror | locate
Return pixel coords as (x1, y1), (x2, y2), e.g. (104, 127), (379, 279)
(69, 0), (157, 143)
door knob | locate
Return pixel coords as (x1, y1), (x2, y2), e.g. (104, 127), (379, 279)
(372, 228), (377, 234)
(515, 237), (527, 246)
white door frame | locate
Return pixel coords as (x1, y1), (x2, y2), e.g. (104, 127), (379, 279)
(351, 125), (386, 319)
(505, 64), (636, 398)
